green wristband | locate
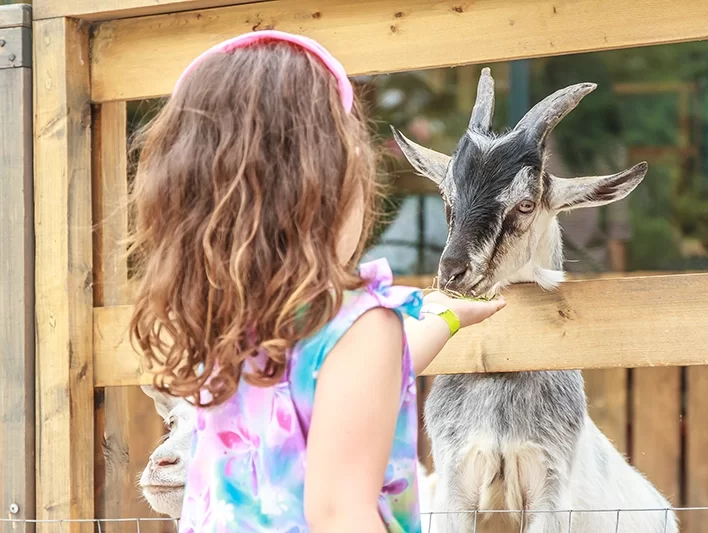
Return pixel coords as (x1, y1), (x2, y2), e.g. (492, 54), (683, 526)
(420, 303), (461, 337)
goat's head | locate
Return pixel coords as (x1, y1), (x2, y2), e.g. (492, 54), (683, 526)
(139, 385), (196, 518)
(392, 68), (647, 296)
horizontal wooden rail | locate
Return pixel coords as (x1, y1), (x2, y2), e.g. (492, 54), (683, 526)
(33, 0), (266, 22)
(90, 0), (708, 102)
(93, 273), (708, 386)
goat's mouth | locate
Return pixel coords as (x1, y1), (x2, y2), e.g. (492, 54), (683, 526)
(443, 272), (497, 298)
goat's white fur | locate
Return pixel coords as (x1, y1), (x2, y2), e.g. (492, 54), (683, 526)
(429, 218), (678, 533)
(392, 72), (675, 532)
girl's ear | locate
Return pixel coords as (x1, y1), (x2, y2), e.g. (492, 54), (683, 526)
(141, 384), (179, 420)
(548, 162), (648, 212)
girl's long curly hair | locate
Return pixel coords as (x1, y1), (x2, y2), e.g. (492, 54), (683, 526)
(128, 42), (378, 407)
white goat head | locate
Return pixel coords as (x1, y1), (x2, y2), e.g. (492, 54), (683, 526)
(392, 67), (647, 296)
(139, 385), (196, 518)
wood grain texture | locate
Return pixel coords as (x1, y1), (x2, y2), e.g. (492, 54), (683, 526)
(90, 0), (708, 102)
(34, 0), (265, 21)
(91, 101), (168, 531)
(424, 274), (708, 376)
(0, 19), (35, 524)
(686, 366), (708, 533)
(631, 367), (681, 505)
(0, 3), (31, 28)
(94, 273), (708, 386)
(584, 369), (628, 454)
(34, 17), (94, 532)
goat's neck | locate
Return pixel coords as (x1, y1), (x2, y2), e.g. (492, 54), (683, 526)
(500, 214), (565, 291)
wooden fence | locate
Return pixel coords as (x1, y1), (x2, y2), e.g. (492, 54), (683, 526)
(0, 0), (706, 531)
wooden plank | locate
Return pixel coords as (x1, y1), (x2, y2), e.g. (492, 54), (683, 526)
(93, 273), (708, 386)
(91, 101), (130, 307)
(34, 0), (266, 22)
(0, 3), (31, 28)
(91, 101), (167, 531)
(90, 0), (708, 103)
(584, 369), (628, 454)
(686, 366), (708, 533)
(0, 6), (35, 524)
(34, 17), (94, 532)
(631, 367), (681, 505)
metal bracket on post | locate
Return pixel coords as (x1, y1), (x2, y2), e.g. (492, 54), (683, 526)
(0, 4), (31, 69)
(0, 3), (35, 529)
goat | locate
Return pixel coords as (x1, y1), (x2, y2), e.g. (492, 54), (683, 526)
(392, 68), (678, 533)
(139, 385), (195, 519)
(139, 385), (439, 532)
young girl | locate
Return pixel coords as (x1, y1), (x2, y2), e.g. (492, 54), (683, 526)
(129, 31), (506, 533)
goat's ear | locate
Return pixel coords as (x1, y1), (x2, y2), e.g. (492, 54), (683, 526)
(141, 384), (178, 420)
(548, 162), (647, 212)
(390, 126), (450, 185)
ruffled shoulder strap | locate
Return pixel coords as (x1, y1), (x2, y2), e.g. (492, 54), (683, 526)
(288, 258), (423, 402)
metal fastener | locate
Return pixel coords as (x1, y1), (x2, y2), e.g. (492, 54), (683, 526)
(0, 39), (5, 47)
(8, 53), (16, 62)
(9, 503), (19, 514)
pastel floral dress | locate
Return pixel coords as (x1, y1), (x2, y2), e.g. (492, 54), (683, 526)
(178, 258), (424, 533)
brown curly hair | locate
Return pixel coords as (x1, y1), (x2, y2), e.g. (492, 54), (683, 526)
(128, 42), (379, 407)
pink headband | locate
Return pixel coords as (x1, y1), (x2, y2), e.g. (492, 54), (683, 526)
(174, 30), (353, 114)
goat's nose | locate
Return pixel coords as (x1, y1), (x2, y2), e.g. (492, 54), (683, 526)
(439, 256), (469, 289)
(151, 455), (179, 468)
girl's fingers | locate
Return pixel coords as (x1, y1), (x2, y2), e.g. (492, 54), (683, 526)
(454, 297), (506, 327)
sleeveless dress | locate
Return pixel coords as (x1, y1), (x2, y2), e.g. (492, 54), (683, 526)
(178, 258), (424, 533)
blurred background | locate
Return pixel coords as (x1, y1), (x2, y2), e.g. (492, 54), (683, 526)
(122, 44), (708, 278)
(359, 49), (708, 278)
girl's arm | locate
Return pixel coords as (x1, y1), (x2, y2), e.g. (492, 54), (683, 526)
(305, 307), (403, 533)
(406, 291), (507, 375)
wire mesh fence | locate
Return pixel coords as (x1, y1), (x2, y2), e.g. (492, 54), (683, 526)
(3, 508), (708, 532)
(417, 507), (708, 533)
(0, 517), (178, 532)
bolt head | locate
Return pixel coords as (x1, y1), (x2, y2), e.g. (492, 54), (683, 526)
(0, 39), (5, 47)
(8, 53), (15, 62)
(9, 503), (19, 514)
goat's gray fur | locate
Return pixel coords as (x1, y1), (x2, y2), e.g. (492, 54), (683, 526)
(392, 68), (677, 533)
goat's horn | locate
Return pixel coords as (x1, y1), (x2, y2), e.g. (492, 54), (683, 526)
(514, 82), (596, 145)
(391, 126), (450, 185)
(468, 67), (495, 133)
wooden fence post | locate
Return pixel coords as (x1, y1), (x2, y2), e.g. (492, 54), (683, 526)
(33, 15), (94, 533)
(0, 3), (35, 528)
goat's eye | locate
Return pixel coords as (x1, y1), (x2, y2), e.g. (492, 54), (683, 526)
(167, 416), (176, 431)
(517, 200), (536, 214)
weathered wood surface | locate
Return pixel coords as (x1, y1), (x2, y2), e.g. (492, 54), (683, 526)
(92, 101), (168, 532)
(90, 0), (708, 102)
(0, 3), (35, 525)
(34, 0), (266, 22)
(584, 369), (628, 454)
(34, 16), (94, 533)
(632, 367), (682, 504)
(0, 2), (30, 28)
(93, 273), (708, 386)
(686, 366), (708, 533)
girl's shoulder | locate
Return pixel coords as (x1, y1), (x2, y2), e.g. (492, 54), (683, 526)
(341, 258), (424, 323)
(292, 258), (423, 371)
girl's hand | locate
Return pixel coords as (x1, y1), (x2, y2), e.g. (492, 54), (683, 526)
(422, 290), (506, 329)
(406, 290), (506, 375)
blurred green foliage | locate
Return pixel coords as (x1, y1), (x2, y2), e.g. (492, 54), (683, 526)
(370, 42), (708, 272)
(124, 41), (708, 273)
